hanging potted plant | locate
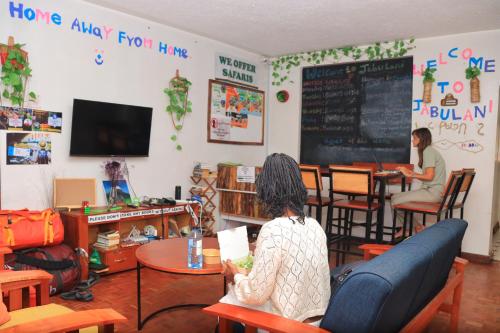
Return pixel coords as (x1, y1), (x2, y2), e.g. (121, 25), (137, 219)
(0, 36), (37, 107)
(163, 70), (192, 151)
(465, 66), (481, 103)
(422, 67), (436, 103)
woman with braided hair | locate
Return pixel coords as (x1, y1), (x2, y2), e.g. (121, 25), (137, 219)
(221, 153), (331, 330)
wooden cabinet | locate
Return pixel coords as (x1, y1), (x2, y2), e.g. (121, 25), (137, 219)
(61, 204), (197, 280)
(99, 246), (137, 273)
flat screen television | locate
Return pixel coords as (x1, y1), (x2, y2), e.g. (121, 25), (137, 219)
(70, 99), (153, 156)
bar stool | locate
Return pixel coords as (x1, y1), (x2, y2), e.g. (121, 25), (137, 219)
(327, 165), (379, 266)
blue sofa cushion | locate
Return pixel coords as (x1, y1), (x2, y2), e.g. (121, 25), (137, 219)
(320, 219), (467, 333)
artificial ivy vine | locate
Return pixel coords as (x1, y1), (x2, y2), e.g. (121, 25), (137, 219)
(163, 70), (192, 151)
(271, 38), (415, 86)
(0, 36), (37, 107)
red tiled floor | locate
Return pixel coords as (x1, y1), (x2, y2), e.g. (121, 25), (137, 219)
(53, 259), (500, 333)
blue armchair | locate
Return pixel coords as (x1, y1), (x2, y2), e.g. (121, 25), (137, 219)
(204, 219), (468, 333)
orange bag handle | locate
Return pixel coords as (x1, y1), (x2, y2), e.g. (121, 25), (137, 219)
(3, 226), (15, 247)
(0, 209), (40, 221)
(42, 210), (55, 245)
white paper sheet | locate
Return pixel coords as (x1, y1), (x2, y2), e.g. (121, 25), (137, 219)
(237, 166), (255, 183)
(217, 226), (249, 261)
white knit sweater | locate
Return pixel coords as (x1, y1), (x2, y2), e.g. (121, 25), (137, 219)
(232, 216), (331, 322)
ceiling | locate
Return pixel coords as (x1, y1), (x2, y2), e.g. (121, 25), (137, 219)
(85, 0), (500, 57)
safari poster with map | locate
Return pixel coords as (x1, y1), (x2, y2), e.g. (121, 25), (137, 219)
(207, 80), (264, 145)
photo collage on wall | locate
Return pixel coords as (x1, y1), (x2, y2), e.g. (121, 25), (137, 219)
(1, 106), (62, 166)
(0, 106), (62, 132)
(6, 132), (51, 165)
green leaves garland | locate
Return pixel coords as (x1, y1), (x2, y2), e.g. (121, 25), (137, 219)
(271, 38), (415, 86)
(1, 40), (37, 106)
(163, 72), (192, 151)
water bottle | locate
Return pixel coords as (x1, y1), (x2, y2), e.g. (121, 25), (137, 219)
(187, 227), (203, 269)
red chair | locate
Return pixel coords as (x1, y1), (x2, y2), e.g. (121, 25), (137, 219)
(393, 170), (463, 239)
(300, 164), (331, 224)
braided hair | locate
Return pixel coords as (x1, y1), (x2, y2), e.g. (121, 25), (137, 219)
(255, 153), (307, 224)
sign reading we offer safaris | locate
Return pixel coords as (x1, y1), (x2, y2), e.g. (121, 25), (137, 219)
(215, 53), (258, 87)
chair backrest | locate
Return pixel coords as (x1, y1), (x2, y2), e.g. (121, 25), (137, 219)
(320, 219), (468, 333)
(299, 164), (322, 191)
(440, 170), (463, 212)
(328, 165), (374, 196)
(351, 162), (377, 173)
(453, 168), (476, 207)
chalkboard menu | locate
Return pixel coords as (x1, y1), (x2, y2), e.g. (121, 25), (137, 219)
(300, 57), (413, 166)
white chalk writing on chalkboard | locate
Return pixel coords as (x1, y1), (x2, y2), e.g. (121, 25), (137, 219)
(300, 57), (413, 166)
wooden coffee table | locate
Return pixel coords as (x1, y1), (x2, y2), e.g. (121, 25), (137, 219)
(136, 237), (223, 330)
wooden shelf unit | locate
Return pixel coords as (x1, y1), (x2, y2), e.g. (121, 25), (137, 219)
(190, 175), (217, 235)
(217, 165), (269, 220)
(61, 204), (197, 280)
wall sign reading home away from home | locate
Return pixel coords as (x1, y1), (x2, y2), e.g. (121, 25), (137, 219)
(7, 1), (190, 61)
(208, 80), (265, 145)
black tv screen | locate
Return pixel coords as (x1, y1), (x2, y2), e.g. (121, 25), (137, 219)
(70, 99), (153, 156)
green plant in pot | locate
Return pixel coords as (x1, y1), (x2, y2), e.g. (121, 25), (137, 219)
(163, 70), (192, 151)
(0, 36), (37, 107)
(465, 66), (480, 103)
(422, 67), (436, 103)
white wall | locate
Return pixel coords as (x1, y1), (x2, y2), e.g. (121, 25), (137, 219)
(0, 0), (269, 225)
(268, 30), (500, 257)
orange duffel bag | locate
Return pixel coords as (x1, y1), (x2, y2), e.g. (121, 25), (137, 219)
(0, 209), (64, 250)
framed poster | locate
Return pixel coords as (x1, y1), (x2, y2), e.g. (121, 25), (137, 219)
(207, 79), (265, 145)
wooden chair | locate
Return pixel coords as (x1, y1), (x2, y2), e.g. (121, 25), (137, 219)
(353, 162), (414, 242)
(448, 168), (475, 219)
(300, 164), (331, 224)
(326, 165), (379, 266)
(392, 170), (463, 239)
(352, 162), (414, 194)
(203, 243), (468, 333)
(0, 247), (126, 332)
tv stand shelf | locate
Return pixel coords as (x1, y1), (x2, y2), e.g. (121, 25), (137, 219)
(61, 204), (197, 280)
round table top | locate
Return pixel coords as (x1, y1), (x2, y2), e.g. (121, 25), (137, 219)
(135, 237), (223, 275)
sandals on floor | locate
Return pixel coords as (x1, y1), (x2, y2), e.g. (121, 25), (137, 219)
(60, 289), (94, 302)
(75, 272), (100, 290)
